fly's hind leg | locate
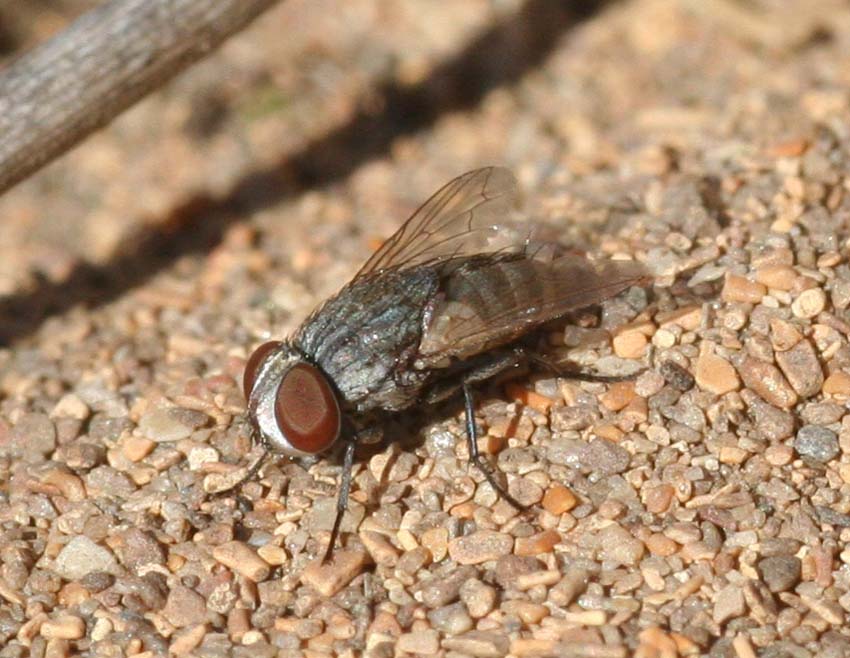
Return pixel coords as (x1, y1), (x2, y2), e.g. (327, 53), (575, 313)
(462, 380), (527, 511)
(452, 347), (531, 511)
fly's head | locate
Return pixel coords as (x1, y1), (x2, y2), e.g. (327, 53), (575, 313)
(243, 341), (341, 457)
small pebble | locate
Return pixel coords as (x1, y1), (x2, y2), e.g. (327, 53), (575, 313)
(41, 468), (86, 502)
(756, 265), (798, 291)
(40, 615), (85, 640)
(448, 531), (513, 565)
(765, 444), (794, 466)
(50, 394), (90, 421)
(515, 530), (561, 556)
(645, 533), (678, 556)
(427, 602), (474, 635)
(541, 483), (577, 514)
(212, 541), (271, 581)
(10, 413), (57, 456)
(460, 579), (497, 618)
(515, 569), (561, 590)
(301, 549), (371, 597)
(794, 425), (839, 462)
(769, 318), (802, 351)
(775, 340), (823, 398)
(256, 543), (287, 566)
(360, 530), (399, 567)
(419, 566), (477, 608)
(721, 274), (766, 303)
(397, 629), (440, 655)
(659, 360), (695, 391)
(738, 356), (798, 409)
(597, 526), (645, 566)
(442, 630), (510, 658)
(138, 407), (197, 442)
(501, 600), (549, 625)
(163, 585), (208, 627)
(823, 371), (850, 397)
(420, 527), (449, 562)
(695, 350), (739, 395)
(713, 585), (746, 625)
(113, 527), (166, 574)
(121, 436), (156, 462)
(791, 287), (827, 318)
(644, 483), (675, 514)
(511, 639), (558, 656)
(53, 536), (118, 580)
(758, 555), (802, 593)
(599, 381), (636, 411)
(169, 625), (207, 656)
(612, 330), (648, 359)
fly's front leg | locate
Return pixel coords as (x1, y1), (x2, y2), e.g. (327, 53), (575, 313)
(323, 436), (357, 563)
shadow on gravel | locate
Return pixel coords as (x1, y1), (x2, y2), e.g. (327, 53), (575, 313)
(0, 0), (615, 345)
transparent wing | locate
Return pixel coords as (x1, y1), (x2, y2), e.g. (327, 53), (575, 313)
(355, 167), (527, 278)
(418, 253), (651, 364)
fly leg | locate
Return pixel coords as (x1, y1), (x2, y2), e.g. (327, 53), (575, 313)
(212, 423), (270, 496)
(231, 448), (269, 488)
(462, 380), (527, 511)
(323, 437), (357, 563)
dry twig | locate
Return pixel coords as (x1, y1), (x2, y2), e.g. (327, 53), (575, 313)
(0, 0), (280, 197)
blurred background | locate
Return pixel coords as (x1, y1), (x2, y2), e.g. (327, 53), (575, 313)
(0, 0), (846, 346)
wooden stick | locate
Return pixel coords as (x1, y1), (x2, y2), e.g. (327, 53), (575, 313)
(0, 0), (280, 196)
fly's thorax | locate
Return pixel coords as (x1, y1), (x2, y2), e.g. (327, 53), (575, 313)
(244, 341), (341, 457)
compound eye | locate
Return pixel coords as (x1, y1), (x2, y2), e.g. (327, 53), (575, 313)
(275, 363), (340, 454)
(243, 341), (282, 400)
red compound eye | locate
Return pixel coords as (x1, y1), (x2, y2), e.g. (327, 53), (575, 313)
(243, 341), (281, 400)
(275, 363), (340, 454)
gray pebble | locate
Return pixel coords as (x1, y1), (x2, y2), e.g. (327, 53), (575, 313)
(758, 555), (802, 593)
(303, 496), (365, 535)
(800, 403), (844, 426)
(88, 415), (133, 441)
(163, 584), (209, 627)
(583, 438), (631, 475)
(794, 425), (839, 462)
(550, 404), (599, 432)
(10, 413), (56, 457)
(742, 390), (795, 441)
(84, 465), (138, 497)
(54, 536), (118, 580)
(775, 340), (824, 398)
(547, 436), (630, 475)
(418, 566), (477, 608)
(427, 602), (474, 635)
(659, 360), (695, 391)
(139, 407), (200, 442)
(442, 630), (510, 657)
(493, 555), (542, 590)
(114, 528), (167, 574)
(459, 579), (497, 618)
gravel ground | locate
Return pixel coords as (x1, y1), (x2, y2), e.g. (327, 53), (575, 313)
(2, 1), (850, 656)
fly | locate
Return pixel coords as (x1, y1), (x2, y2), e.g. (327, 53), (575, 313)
(240, 167), (651, 562)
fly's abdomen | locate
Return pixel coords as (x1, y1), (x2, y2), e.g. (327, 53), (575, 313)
(419, 253), (646, 363)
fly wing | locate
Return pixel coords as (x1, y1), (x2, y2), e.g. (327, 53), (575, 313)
(355, 167), (529, 278)
(417, 252), (650, 365)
